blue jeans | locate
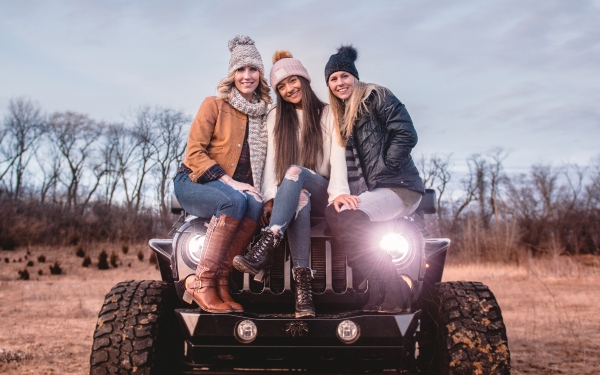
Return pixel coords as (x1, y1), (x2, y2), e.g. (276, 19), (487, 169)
(173, 172), (263, 222)
(267, 166), (329, 269)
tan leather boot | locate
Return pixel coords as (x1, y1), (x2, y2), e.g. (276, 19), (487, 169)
(216, 217), (259, 312)
(183, 214), (239, 313)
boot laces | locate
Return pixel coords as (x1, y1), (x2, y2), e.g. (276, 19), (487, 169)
(294, 269), (313, 303)
(248, 231), (279, 260)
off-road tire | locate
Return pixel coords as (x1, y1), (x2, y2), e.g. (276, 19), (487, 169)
(89, 280), (181, 375)
(418, 281), (510, 375)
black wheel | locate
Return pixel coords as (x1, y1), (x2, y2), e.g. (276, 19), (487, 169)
(90, 280), (183, 375)
(418, 281), (510, 374)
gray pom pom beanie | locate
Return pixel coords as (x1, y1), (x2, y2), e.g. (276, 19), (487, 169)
(324, 45), (359, 83)
(228, 35), (265, 75)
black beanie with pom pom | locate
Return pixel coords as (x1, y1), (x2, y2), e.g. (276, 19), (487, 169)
(324, 45), (359, 83)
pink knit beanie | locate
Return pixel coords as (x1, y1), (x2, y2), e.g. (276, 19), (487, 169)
(269, 50), (311, 88)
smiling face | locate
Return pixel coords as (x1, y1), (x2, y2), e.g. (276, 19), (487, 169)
(328, 71), (355, 101)
(276, 75), (303, 109)
(234, 66), (260, 101)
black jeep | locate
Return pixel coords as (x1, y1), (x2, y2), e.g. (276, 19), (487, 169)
(89, 189), (510, 374)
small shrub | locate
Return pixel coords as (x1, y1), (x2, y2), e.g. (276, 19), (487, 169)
(128, 262), (131, 267)
(69, 235), (80, 246)
(49, 262), (62, 275)
(137, 250), (144, 261)
(18, 258), (22, 262)
(4, 258), (8, 263)
(122, 245), (129, 254)
(24, 255), (28, 260)
(149, 252), (158, 265)
(38, 269), (43, 276)
(37, 255), (46, 263)
(26, 261), (34, 267)
(110, 252), (119, 268)
(18, 269), (29, 280)
(98, 251), (109, 270)
(75, 247), (85, 258)
(82, 256), (91, 267)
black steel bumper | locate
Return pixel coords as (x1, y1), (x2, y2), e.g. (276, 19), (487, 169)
(175, 309), (420, 372)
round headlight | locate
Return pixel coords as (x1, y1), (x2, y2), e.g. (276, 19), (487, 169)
(380, 233), (409, 260)
(336, 320), (360, 344)
(185, 234), (206, 264)
(235, 320), (258, 344)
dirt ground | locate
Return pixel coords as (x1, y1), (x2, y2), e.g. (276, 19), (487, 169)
(0, 245), (598, 374)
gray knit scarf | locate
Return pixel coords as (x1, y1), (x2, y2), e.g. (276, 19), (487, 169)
(228, 89), (268, 191)
(346, 134), (368, 196)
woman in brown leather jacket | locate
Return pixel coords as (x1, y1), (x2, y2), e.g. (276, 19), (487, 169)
(173, 35), (270, 313)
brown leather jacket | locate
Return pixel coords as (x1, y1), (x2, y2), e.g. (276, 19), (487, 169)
(183, 96), (247, 182)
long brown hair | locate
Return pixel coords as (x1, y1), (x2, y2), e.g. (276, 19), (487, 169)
(273, 76), (325, 183)
(216, 72), (272, 105)
(328, 77), (383, 146)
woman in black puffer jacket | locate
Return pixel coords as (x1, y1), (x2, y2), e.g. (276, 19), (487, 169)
(324, 45), (424, 313)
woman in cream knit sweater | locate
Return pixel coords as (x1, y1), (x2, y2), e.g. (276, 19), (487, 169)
(233, 50), (348, 318)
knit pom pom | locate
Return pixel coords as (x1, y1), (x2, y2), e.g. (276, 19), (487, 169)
(337, 45), (358, 61)
(228, 35), (255, 52)
(272, 50), (293, 64)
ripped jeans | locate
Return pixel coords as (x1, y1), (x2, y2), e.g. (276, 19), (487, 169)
(173, 172), (263, 222)
(267, 165), (329, 269)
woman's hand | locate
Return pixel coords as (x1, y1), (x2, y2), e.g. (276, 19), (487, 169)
(219, 175), (260, 195)
(332, 194), (360, 212)
(259, 199), (274, 227)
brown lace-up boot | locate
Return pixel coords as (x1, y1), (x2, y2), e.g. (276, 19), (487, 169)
(216, 217), (259, 312)
(183, 214), (239, 313)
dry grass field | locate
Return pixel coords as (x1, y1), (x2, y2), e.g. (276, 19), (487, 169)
(0, 245), (598, 374)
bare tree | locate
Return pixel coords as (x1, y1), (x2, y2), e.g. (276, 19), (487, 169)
(35, 145), (62, 204)
(126, 107), (159, 213)
(48, 111), (104, 210)
(151, 108), (189, 219)
(0, 97), (45, 198)
(487, 148), (508, 224)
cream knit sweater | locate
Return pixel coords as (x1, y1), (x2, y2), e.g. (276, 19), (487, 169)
(261, 105), (349, 203)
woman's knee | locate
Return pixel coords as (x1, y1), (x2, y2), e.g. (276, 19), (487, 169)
(284, 165), (315, 182)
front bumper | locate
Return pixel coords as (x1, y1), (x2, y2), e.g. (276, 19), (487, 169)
(176, 309), (420, 372)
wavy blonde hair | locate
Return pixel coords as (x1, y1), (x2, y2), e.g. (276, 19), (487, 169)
(216, 72), (271, 105)
(328, 77), (384, 146)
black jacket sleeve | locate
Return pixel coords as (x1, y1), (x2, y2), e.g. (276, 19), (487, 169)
(374, 89), (418, 172)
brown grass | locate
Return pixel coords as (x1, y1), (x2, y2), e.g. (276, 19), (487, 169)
(0, 246), (599, 374)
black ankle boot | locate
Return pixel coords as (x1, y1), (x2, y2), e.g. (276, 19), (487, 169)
(377, 261), (411, 313)
(233, 230), (281, 279)
(292, 267), (315, 318)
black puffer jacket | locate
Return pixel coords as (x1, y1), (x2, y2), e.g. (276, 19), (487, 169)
(352, 88), (424, 194)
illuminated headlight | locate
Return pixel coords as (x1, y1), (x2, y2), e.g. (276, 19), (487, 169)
(185, 234), (206, 264)
(380, 233), (410, 260)
(336, 320), (360, 344)
(235, 320), (257, 344)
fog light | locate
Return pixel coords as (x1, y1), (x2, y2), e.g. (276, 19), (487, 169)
(336, 320), (360, 344)
(235, 320), (257, 344)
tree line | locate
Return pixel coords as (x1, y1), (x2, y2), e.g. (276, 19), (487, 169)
(1, 97), (599, 261)
(0, 97), (189, 247)
(419, 149), (600, 261)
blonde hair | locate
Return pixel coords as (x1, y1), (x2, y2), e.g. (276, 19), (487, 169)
(328, 78), (383, 146)
(216, 72), (271, 105)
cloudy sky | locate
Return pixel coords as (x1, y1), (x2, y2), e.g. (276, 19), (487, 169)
(1, 0), (599, 174)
